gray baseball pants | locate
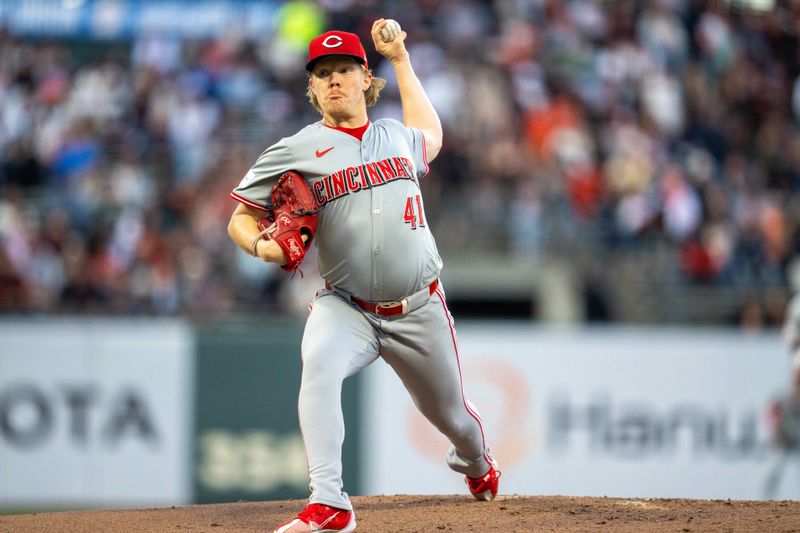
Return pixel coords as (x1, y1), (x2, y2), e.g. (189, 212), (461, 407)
(298, 283), (492, 510)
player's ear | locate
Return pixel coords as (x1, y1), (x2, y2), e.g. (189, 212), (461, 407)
(361, 65), (372, 90)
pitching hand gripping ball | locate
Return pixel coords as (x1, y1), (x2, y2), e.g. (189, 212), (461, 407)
(380, 19), (401, 43)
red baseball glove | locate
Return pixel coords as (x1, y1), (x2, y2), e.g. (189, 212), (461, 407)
(255, 171), (320, 272)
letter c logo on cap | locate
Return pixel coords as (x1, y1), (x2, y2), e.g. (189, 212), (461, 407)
(322, 35), (343, 48)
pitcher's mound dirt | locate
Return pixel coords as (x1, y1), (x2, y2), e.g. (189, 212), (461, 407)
(1, 495), (799, 532)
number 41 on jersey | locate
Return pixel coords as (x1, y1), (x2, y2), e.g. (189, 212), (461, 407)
(404, 195), (425, 230)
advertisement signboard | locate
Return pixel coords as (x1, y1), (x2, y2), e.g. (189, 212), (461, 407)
(0, 319), (193, 507)
(362, 325), (791, 500)
(193, 319), (362, 503)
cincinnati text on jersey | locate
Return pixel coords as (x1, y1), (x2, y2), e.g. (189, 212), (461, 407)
(312, 156), (418, 206)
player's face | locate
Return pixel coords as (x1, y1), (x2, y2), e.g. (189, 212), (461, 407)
(309, 56), (372, 120)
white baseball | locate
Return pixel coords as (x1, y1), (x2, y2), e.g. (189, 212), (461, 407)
(380, 19), (401, 43)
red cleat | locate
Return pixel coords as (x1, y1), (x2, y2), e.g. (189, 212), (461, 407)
(466, 460), (501, 501)
(274, 503), (356, 533)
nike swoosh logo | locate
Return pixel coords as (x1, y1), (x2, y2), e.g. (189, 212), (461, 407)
(315, 146), (334, 157)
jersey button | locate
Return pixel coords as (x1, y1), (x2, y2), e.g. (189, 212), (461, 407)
(373, 208), (380, 215)
(374, 248), (381, 255)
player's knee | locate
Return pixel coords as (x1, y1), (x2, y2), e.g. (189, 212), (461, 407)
(301, 348), (331, 374)
(440, 413), (479, 441)
(419, 409), (461, 437)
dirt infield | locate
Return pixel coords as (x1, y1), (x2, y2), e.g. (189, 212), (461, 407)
(1, 495), (799, 532)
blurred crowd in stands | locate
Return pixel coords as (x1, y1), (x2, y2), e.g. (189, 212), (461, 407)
(1, 0), (800, 325)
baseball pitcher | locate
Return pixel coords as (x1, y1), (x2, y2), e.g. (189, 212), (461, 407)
(227, 19), (500, 533)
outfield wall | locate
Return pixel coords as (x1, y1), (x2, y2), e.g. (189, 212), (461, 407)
(0, 319), (795, 508)
(362, 325), (793, 500)
(0, 320), (194, 507)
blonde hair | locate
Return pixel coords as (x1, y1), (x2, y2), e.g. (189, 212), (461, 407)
(306, 65), (387, 115)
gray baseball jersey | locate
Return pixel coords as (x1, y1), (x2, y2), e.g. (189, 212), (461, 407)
(232, 118), (442, 301)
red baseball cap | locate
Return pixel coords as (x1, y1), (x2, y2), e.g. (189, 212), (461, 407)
(306, 30), (368, 71)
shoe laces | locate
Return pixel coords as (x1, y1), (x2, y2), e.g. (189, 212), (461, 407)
(297, 504), (346, 526)
(468, 466), (501, 491)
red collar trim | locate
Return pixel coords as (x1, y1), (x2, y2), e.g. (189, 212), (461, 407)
(323, 121), (370, 140)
